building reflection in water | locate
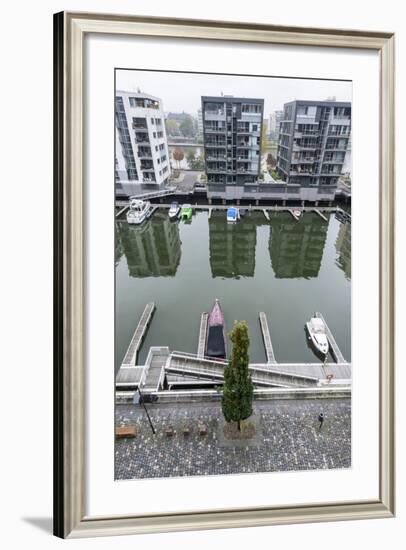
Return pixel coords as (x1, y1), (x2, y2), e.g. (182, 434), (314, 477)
(335, 221), (351, 280)
(116, 214), (181, 277)
(269, 213), (328, 279)
(209, 212), (257, 278)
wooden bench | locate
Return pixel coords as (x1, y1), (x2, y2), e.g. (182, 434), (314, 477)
(165, 426), (175, 437)
(198, 424), (208, 436)
(115, 426), (137, 439)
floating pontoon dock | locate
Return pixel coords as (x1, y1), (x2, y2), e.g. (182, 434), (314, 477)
(197, 312), (208, 358)
(313, 209), (328, 221)
(259, 312), (276, 364)
(314, 311), (346, 363)
(120, 302), (155, 367)
(115, 305), (351, 402)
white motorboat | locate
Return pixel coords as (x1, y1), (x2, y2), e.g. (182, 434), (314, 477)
(126, 199), (153, 225)
(168, 201), (180, 220)
(306, 316), (329, 356)
(293, 209), (302, 218)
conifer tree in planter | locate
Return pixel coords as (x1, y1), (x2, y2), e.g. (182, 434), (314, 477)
(221, 321), (254, 431)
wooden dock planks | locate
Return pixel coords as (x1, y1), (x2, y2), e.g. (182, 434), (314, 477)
(197, 312), (208, 358)
(315, 311), (346, 363)
(259, 312), (276, 364)
(121, 302), (155, 366)
(313, 209), (328, 221)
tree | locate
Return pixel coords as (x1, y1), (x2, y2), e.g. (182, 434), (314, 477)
(165, 119), (180, 136)
(172, 148), (184, 169)
(191, 156), (205, 170)
(261, 121), (268, 157)
(221, 321), (254, 431)
(186, 148), (196, 167)
(179, 114), (195, 137)
(266, 152), (276, 167)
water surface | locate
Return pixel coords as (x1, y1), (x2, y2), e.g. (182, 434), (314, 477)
(115, 210), (351, 372)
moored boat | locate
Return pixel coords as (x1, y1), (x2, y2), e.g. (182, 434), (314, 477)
(168, 201), (180, 220)
(306, 315), (329, 356)
(206, 299), (227, 360)
(180, 204), (193, 222)
(226, 207), (240, 223)
(127, 199), (153, 225)
(293, 209), (302, 218)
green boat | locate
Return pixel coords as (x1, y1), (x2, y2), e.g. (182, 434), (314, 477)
(180, 204), (193, 222)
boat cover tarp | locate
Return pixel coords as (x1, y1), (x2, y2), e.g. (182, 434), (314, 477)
(206, 326), (226, 358)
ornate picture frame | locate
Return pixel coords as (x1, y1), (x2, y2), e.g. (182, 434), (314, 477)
(54, 11), (395, 538)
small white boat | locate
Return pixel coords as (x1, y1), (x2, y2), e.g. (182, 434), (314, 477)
(168, 201), (180, 220)
(306, 316), (329, 356)
(127, 199), (153, 225)
(227, 207), (240, 223)
(293, 209), (302, 218)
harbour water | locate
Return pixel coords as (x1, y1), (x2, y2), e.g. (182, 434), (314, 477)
(115, 209), (351, 373)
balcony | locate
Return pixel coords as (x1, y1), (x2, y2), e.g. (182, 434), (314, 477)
(135, 132), (150, 144)
(237, 168), (257, 174)
(207, 163), (227, 172)
(143, 174), (156, 183)
(295, 131), (319, 138)
(206, 154), (226, 161)
(204, 109), (226, 120)
(292, 144), (317, 151)
(291, 158), (315, 164)
(204, 127), (226, 134)
(323, 158), (344, 164)
(289, 170), (314, 176)
(331, 117), (351, 125)
(137, 148), (152, 158)
(140, 161), (154, 170)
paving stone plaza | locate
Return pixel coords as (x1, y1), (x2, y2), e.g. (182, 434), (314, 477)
(115, 399), (351, 480)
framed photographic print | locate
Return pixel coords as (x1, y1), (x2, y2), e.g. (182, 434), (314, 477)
(54, 11), (395, 538)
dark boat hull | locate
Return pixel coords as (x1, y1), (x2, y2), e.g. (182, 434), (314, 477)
(206, 325), (226, 359)
(206, 299), (227, 359)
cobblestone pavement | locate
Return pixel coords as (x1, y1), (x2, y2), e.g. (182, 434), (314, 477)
(115, 399), (351, 480)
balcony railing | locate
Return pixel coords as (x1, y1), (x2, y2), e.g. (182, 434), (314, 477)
(205, 127), (226, 133)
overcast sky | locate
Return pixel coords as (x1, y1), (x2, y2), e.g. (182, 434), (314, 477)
(116, 69), (352, 117)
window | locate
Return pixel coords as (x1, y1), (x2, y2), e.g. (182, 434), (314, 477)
(297, 106), (309, 115)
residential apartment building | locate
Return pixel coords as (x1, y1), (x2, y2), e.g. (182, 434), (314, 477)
(115, 91), (171, 196)
(197, 108), (203, 141)
(267, 110), (284, 140)
(276, 100), (351, 188)
(202, 96), (264, 199)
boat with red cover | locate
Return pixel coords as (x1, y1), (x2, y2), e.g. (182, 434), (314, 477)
(205, 299), (227, 359)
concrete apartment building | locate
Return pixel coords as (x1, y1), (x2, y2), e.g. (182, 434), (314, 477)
(267, 110), (284, 140)
(276, 100), (351, 194)
(115, 91), (171, 197)
(197, 108), (203, 141)
(202, 96), (264, 200)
